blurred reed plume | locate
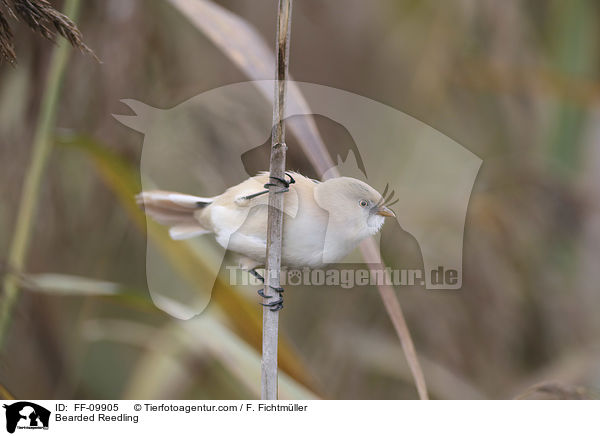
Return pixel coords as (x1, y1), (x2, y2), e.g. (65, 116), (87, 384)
(515, 381), (594, 400)
(0, 6), (14, 61)
(0, 0), (96, 63)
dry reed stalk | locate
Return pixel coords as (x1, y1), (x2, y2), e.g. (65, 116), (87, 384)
(261, 0), (293, 400)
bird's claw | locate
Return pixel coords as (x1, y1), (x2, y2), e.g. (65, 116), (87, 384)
(260, 297), (284, 312)
(249, 268), (265, 283)
(257, 288), (271, 298)
(240, 173), (295, 200)
(264, 172), (295, 193)
(258, 285), (285, 311)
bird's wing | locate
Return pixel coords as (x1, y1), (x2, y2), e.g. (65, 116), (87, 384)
(203, 173), (303, 252)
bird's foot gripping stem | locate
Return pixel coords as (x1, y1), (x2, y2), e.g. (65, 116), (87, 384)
(250, 269), (284, 312)
(239, 172), (296, 201)
(263, 172), (296, 194)
(249, 268), (265, 283)
(258, 286), (284, 312)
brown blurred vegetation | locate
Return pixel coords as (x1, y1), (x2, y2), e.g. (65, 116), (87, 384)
(1, 0), (600, 399)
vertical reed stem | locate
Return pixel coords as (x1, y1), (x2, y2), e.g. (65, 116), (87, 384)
(261, 0), (293, 400)
(0, 0), (82, 351)
(359, 241), (429, 399)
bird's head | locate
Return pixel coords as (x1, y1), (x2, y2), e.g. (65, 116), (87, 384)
(315, 177), (397, 240)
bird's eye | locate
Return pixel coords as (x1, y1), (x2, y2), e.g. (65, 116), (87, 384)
(359, 200), (368, 207)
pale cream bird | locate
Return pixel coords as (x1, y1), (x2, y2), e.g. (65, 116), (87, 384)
(136, 172), (396, 310)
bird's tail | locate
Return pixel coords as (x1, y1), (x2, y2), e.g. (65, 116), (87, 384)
(135, 190), (213, 240)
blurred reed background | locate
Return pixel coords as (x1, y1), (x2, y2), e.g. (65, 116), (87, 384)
(1, 0), (599, 400)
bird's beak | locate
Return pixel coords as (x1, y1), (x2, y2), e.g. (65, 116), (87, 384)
(373, 205), (396, 218)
